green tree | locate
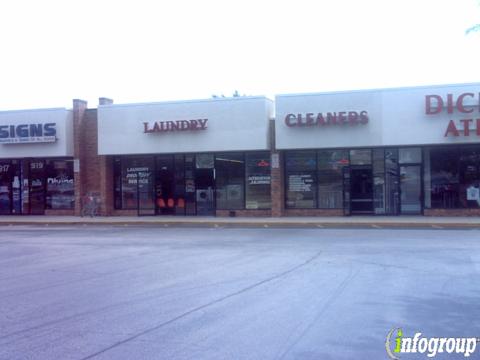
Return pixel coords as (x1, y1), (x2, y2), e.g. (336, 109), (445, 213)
(466, 0), (480, 34)
(466, 24), (480, 34)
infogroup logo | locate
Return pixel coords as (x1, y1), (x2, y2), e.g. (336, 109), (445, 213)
(385, 328), (479, 359)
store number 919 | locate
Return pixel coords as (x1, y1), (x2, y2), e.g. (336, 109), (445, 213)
(30, 162), (44, 170)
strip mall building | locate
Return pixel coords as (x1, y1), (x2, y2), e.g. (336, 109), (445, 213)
(1, 83), (480, 217)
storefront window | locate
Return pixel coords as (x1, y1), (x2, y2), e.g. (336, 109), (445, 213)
(245, 152), (271, 209)
(184, 155), (196, 215)
(174, 155), (186, 215)
(430, 147), (459, 208)
(350, 149), (372, 165)
(286, 151), (317, 208)
(399, 148), (422, 164)
(45, 160), (74, 209)
(215, 153), (245, 209)
(373, 149), (386, 214)
(385, 149), (400, 214)
(459, 147), (480, 208)
(0, 161), (11, 215)
(29, 160), (46, 215)
(120, 157), (154, 210)
(317, 150), (348, 209)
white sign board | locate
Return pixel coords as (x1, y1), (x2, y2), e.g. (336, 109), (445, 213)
(98, 97), (273, 155)
(275, 83), (480, 149)
(0, 108), (73, 158)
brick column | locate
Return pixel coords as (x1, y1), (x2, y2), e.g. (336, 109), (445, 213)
(271, 151), (284, 217)
(73, 99), (88, 216)
(99, 156), (114, 215)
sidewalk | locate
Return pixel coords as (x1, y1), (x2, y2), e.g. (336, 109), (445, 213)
(0, 215), (480, 228)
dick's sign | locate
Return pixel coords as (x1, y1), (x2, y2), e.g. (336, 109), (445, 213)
(426, 93), (480, 137)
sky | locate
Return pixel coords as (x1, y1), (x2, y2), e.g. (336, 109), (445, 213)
(0, 0), (479, 110)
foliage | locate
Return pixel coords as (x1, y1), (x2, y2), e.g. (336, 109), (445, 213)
(212, 90), (247, 98)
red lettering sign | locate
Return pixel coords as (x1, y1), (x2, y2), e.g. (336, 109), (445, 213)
(144, 119), (208, 133)
(426, 93), (479, 115)
(426, 93), (480, 137)
(285, 111), (369, 127)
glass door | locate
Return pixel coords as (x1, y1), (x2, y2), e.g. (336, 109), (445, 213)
(385, 149), (400, 215)
(350, 167), (374, 214)
(137, 168), (155, 216)
(400, 165), (422, 214)
(342, 167), (351, 216)
(195, 154), (215, 216)
(29, 160), (45, 215)
(155, 155), (175, 215)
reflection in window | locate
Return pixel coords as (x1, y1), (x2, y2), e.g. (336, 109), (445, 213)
(216, 153), (245, 209)
(286, 151), (317, 208)
(45, 160), (75, 209)
(459, 147), (480, 208)
(317, 150), (348, 209)
(350, 149), (372, 165)
(399, 148), (422, 164)
(120, 157), (154, 210)
(430, 147), (459, 209)
(245, 152), (271, 209)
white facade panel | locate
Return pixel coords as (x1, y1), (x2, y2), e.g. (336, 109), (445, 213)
(275, 83), (480, 149)
(98, 97), (273, 155)
(0, 108), (74, 159)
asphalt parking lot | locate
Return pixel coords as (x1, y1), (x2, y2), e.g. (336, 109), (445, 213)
(0, 226), (479, 359)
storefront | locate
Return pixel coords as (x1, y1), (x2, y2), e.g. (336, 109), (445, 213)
(0, 108), (75, 215)
(275, 83), (480, 216)
(1, 83), (479, 218)
(98, 97), (273, 216)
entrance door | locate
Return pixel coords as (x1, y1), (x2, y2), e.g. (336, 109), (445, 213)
(400, 165), (422, 214)
(137, 169), (155, 216)
(155, 156), (175, 215)
(195, 168), (215, 216)
(350, 167), (374, 214)
(29, 160), (45, 215)
(195, 154), (215, 216)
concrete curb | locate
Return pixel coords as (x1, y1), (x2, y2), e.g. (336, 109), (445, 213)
(0, 220), (479, 229)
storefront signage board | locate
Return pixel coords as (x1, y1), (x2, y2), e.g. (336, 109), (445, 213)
(98, 97), (272, 155)
(0, 109), (74, 158)
(276, 83), (480, 149)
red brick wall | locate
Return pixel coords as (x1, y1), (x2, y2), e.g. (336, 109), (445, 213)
(284, 209), (344, 216)
(424, 208), (480, 217)
(112, 209), (138, 216)
(73, 99), (87, 216)
(216, 209), (272, 217)
(45, 209), (75, 216)
(271, 151), (284, 217)
(100, 156), (114, 215)
(72, 101), (115, 216)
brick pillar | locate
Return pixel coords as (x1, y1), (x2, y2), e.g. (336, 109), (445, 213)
(73, 99), (88, 216)
(271, 151), (284, 217)
(99, 156), (114, 215)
